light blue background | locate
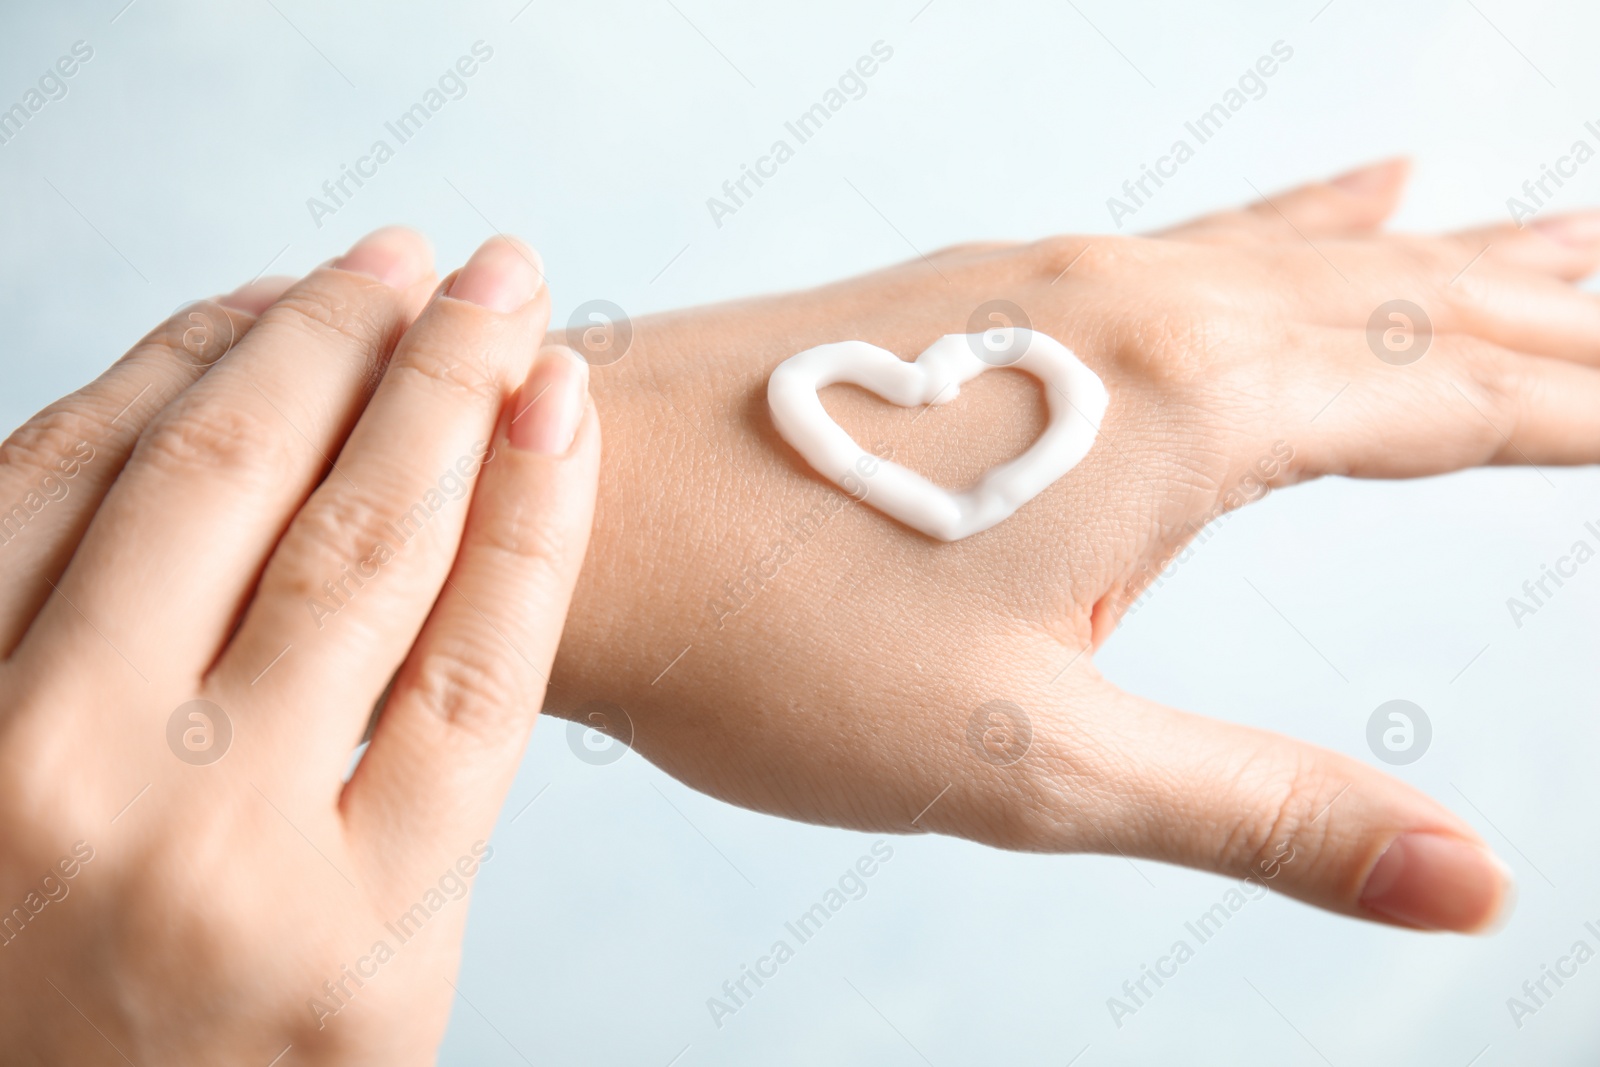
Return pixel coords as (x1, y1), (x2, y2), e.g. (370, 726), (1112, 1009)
(4, 1), (1600, 1063)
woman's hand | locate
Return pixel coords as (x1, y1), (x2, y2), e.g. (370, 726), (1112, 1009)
(555, 159), (1593, 932)
(0, 229), (599, 1064)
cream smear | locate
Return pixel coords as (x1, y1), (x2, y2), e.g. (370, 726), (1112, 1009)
(767, 329), (1108, 541)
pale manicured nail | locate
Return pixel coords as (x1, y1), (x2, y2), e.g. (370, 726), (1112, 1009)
(447, 236), (545, 313)
(509, 346), (588, 455)
(1531, 213), (1600, 246)
(334, 226), (433, 289)
(1359, 832), (1515, 934)
(1330, 159), (1406, 194)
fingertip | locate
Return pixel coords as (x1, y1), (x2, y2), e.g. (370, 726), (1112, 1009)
(447, 236), (547, 314)
(1357, 831), (1516, 934)
(1240, 159), (1411, 237)
(1479, 862), (1519, 935)
(1329, 157), (1411, 198)
(508, 346), (590, 456)
(335, 226), (435, 291)
(1529, 211), (1600, 248)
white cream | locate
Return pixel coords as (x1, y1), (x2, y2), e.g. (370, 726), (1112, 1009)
(767, 329), (1108, 541)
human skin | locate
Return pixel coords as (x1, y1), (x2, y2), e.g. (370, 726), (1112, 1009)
(0, 231), (599, 1063)
(0, 159), (1589, 1061)
(550, 159), (1600, 933)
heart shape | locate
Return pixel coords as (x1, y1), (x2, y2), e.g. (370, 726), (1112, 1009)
(767, 329), (1108, 541)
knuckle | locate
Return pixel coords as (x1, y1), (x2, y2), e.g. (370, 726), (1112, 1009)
(276, 485), (411, 592)
(959, 686), (1109, 852)
(1217, 749), (1337, 880)
(387, 334), (506, 409)
(1025, 234), (1137, 281)
(1117, 307), (1235, 389)
(0, 405), (100, 483)
(136, 400), (284, 486)
(1452, 340), (1521, 442)
(406, 640), (528, 737)
(266, 281), (399, 358)
(475, 495), (572, 574)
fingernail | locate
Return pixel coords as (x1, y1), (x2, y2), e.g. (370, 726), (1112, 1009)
(447, 236), (545, 313)
(334, 226), (433, 289)
(509, 346), (588, 455)
(1359, 833), (1515, 933)
(1531, 213), (1600, 245)
(1330, 158), (1406, 194)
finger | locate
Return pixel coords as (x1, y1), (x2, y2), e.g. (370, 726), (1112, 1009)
(1290, 326), (1600, 477)
(1165, 158), (1409, 242)
(217, 274), (299, 315)
(345, 348), (598, 865)
(1446, 211), (1600, 281)
(22, 229), (436, 686)
(1273, 241), (1600, 364)
(1443, 264), (1600, 363)
(1029, 683), (1512, 931)
(1246, 158), (1411, 234)
(0, 278), (294, 655)
(218, 236), (551, 771)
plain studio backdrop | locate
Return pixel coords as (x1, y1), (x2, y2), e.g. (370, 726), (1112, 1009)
(4, 1), (1600, 1063)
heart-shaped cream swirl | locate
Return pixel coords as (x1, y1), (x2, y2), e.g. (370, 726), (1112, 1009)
(767, 329), (1108, 541)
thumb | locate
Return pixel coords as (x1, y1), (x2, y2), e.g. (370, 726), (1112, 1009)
(1032, 680), (1513, 932)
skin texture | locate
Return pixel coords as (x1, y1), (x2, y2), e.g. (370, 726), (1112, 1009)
(0, 231), (599, 1064)
(549, 159), (1600, 932)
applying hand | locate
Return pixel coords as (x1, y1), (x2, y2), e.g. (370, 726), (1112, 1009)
(0, 229), (597, 1063)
